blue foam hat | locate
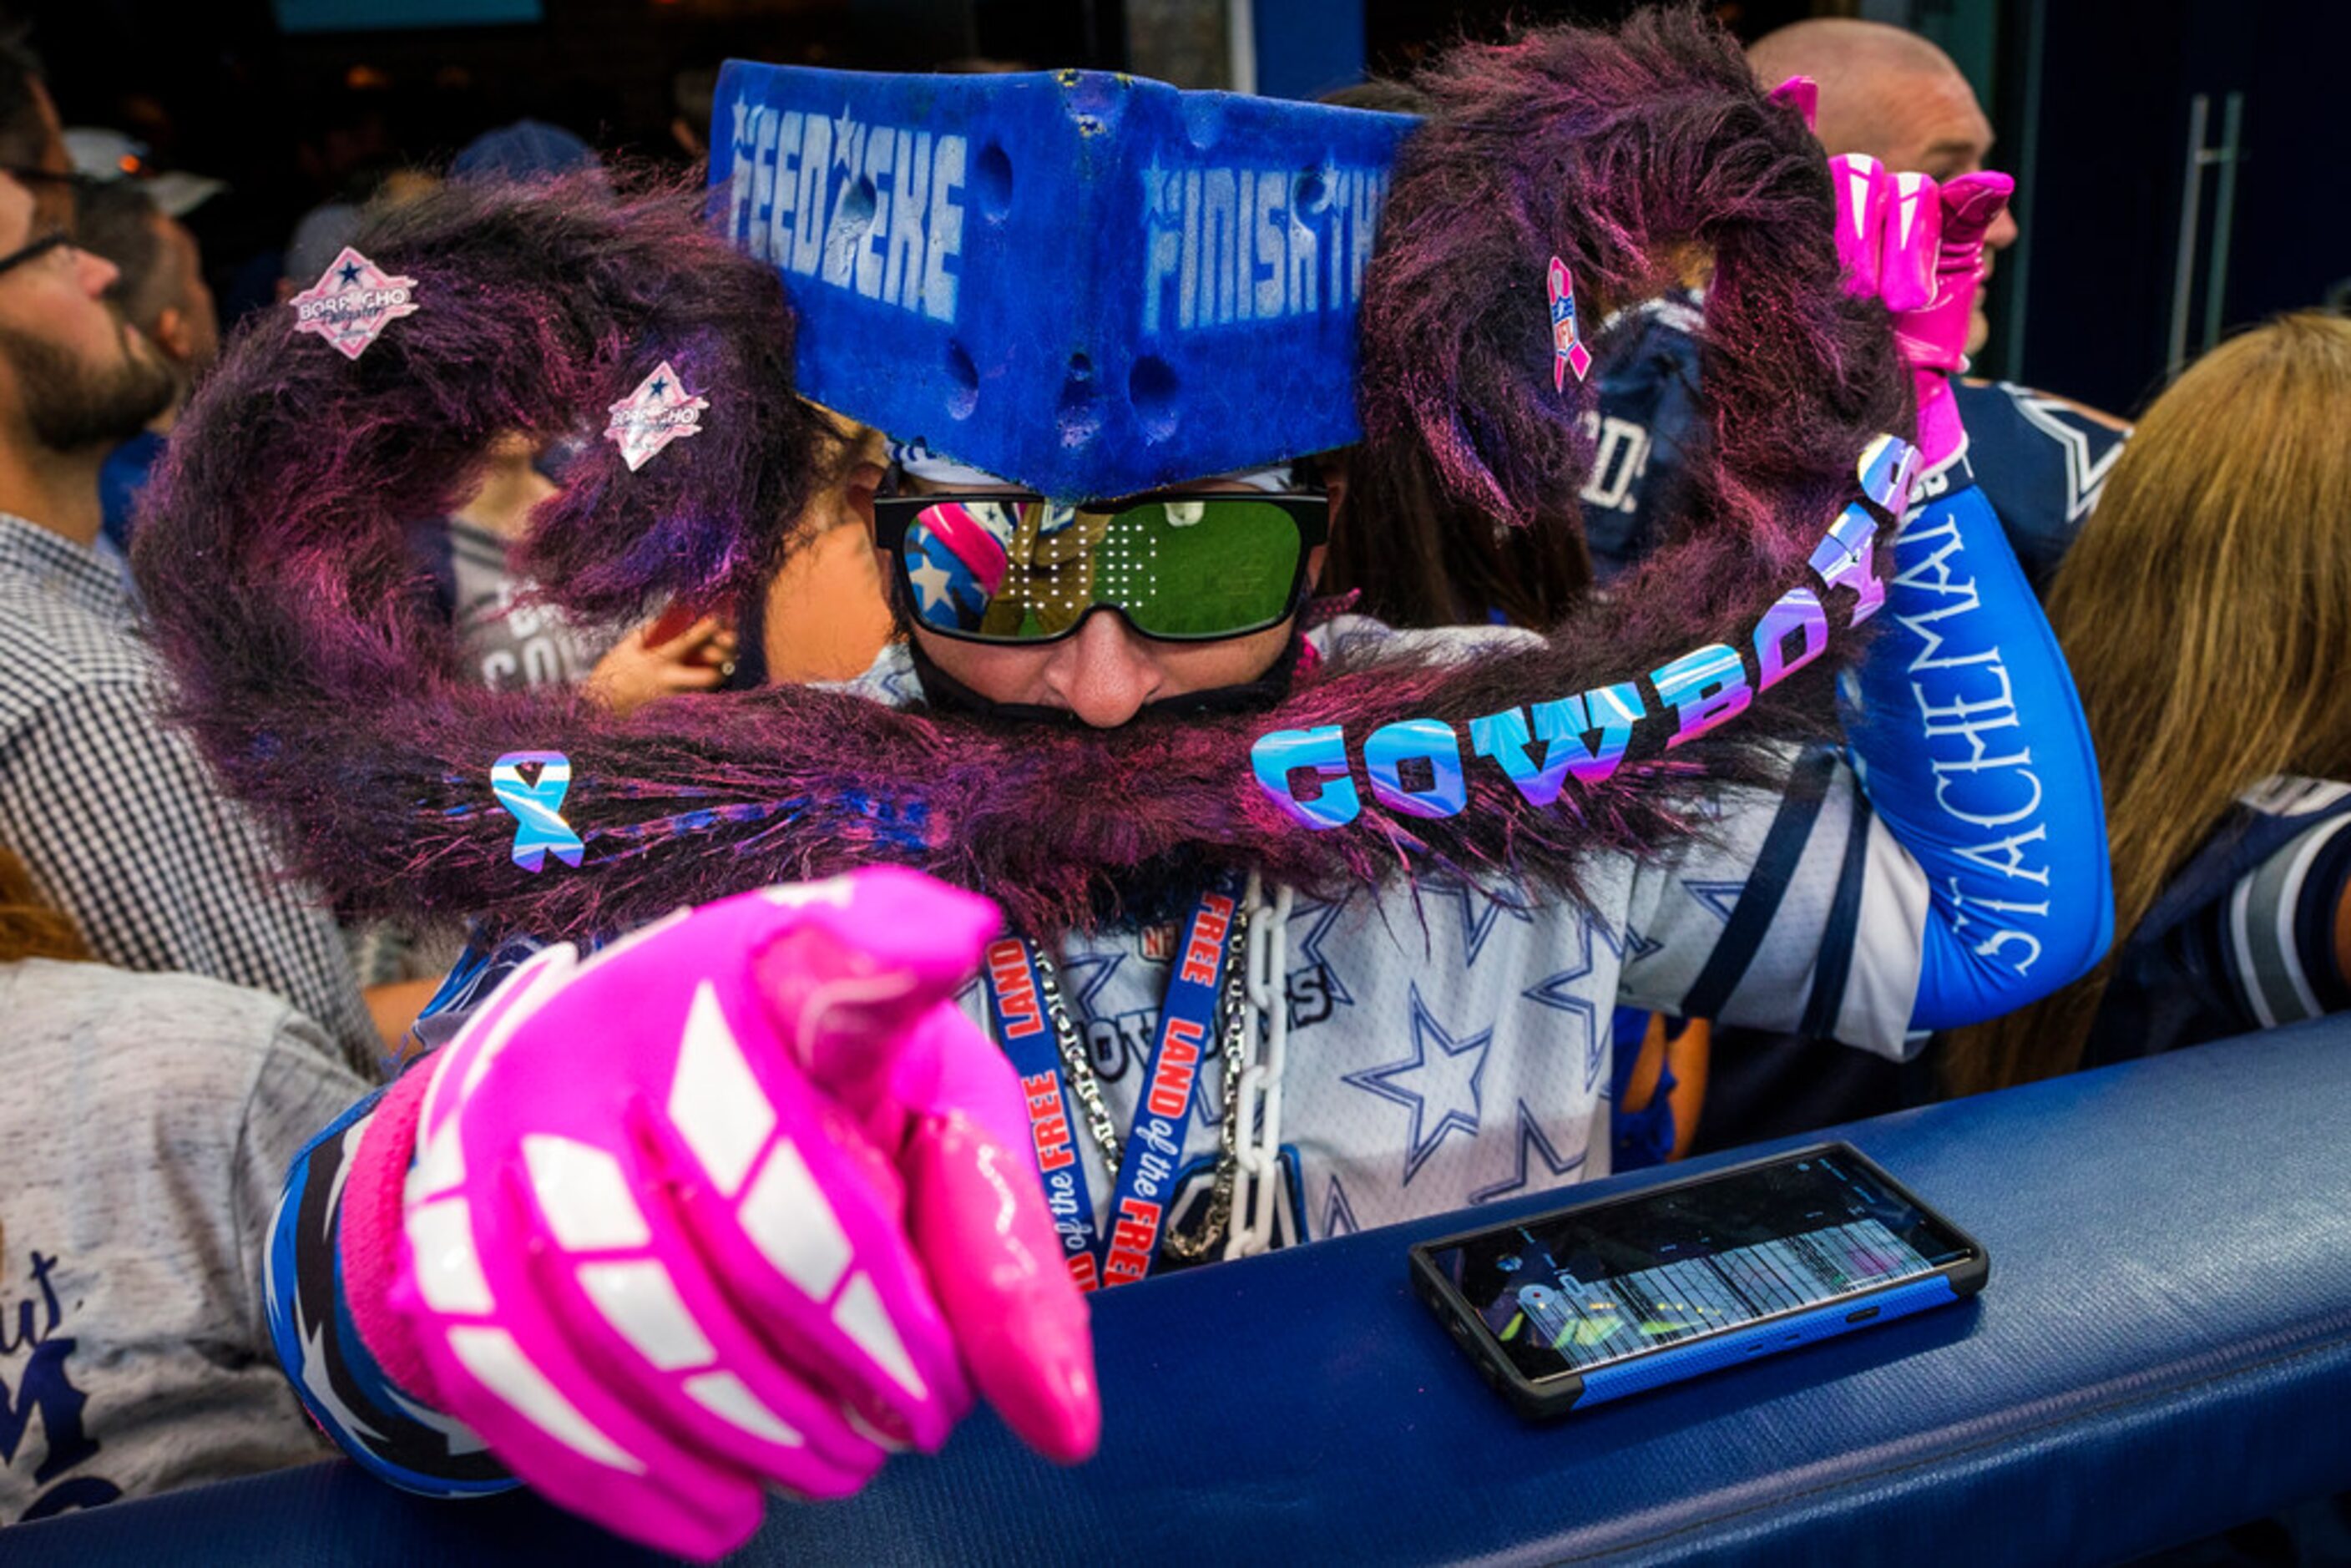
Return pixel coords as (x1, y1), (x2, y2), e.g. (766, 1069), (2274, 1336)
(710, 63), (1417, 500)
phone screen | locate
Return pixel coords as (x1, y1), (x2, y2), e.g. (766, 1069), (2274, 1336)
(1423, 1149), (1977, 1382)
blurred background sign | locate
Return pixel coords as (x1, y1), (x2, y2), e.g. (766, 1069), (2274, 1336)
(271, 0), (544, 33)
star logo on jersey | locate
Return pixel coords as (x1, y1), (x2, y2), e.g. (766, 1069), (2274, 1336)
(1342, 984), (1492, 1186)
(604, 360), (710, 473)
(1469, 1100), (1586, 1204)
(1682, 879), (1747, 923)
(1522, 971), (1602, 1092)
(2008, 385), (2127, 524)
(288, 245), (418, 360)
(1438, 877), (1540, 969)
(1059, 948), (1125, 1012)
(1322, 1174), (1361, 1238)
(1288, 893), (1358, 1010)
(1521, 908), (1633, 1090)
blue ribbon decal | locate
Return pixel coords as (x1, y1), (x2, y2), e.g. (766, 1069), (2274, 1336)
(491, 751), (585, 872)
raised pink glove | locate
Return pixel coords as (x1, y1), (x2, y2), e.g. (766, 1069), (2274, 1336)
(353, 868), (1097, 1560)
(1828, 154), (2014, 467)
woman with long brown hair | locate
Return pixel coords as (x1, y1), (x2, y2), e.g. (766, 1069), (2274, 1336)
(1944, 313), (2351, 1095)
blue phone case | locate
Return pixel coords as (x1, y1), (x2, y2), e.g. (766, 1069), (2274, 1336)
(1409, 1143), (1989, 1419)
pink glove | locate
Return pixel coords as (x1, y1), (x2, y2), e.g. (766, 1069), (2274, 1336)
(1828, 154), (2014, 468)
(1767, 73), (1818, 133)
(345, 869), (1098, 1560)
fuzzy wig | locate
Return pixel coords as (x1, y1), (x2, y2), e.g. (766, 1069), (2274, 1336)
(137, 14), (1906, 946)
(1358, 5), (1908, 589)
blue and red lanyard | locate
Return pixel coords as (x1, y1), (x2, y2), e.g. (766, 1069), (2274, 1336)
(981, 885), (1239, 1292)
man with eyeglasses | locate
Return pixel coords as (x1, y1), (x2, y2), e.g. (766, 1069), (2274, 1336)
(0, 169), (378, 1073)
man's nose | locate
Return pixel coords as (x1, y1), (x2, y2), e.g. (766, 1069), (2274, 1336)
(1048, 609), (1164, 729)
(76, 246), (120, 296)
(1985, 203), (2020, 252)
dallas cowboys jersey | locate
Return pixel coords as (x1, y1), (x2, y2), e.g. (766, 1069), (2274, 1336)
(265, 618), (1931, 1494)
(1578, 294), (1705, 584)
(2089, 776), (2351, 1066)
(843, 623), (1926, 1243)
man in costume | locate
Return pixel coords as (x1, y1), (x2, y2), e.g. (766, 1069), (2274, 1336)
(133, 13), (2107, 1559)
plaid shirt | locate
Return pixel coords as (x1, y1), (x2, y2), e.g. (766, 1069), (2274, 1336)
(0, 512), (377, 1073)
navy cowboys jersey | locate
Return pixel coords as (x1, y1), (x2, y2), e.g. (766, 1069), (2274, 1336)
(2090, 776), (2351, 1065)
(1579, 300), (2131, 599)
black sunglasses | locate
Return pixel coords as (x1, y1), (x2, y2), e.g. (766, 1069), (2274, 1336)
(873, 488), (1330, 645)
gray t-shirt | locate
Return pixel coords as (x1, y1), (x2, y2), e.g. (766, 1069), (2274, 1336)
(445, 518), (609, 693)
(0, 960), (367, 1523)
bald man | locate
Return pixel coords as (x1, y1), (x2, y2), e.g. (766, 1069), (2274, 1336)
(1733, 18), (2127, 595)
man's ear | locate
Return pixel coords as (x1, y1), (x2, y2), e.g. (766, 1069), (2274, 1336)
(1312, 453), (1347, 592)
(843, 464), (880, 542)
(152, 305), (195, 366)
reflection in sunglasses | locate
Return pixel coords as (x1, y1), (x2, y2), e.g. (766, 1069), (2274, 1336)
(896, 493), (1313, 645)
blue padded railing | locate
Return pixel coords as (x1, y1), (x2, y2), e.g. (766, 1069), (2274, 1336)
(17, 1015), (2351, 1565)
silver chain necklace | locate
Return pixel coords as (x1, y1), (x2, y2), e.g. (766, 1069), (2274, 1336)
(1160, 903), (1252, 1262)
(1021, 894), (1254, 1266)
(1027, 943), (1126, 1171)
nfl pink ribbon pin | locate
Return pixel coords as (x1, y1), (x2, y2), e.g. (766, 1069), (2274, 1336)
(288, 246), (419, 361)
(1547, 256), (1591, 390)
(605, 361), (710, 473)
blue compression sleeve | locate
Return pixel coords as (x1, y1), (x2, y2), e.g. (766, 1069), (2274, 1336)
(266, 1085), (518, 1497)
(1846, 455), (2114, 1030)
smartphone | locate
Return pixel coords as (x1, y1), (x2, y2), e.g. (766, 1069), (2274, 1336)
(1408, 1143), (1986, 1419)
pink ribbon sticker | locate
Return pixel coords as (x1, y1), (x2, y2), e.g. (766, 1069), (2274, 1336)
(1547, 256), (1591, 390)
